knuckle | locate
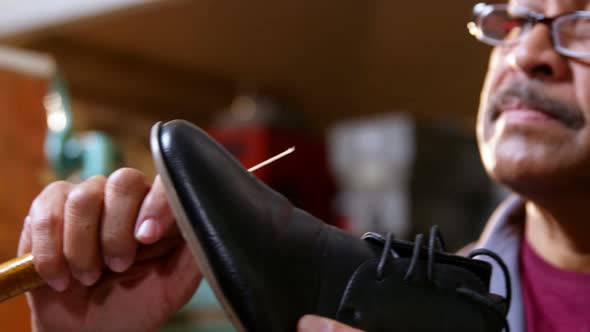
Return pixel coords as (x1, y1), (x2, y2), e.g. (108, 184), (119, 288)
(32, 213), (59, 233)
(66, 186), (102, 215)
(106, 168), (147, 196)
(29, 197), (42, 215)
(22, 215), (31, 228)
(87, 174), (107, 183)
(43, 180), (73, 195)
(31, 181), (71, 211)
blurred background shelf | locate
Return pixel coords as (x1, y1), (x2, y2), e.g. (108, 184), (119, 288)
(0, 0), (489, 129)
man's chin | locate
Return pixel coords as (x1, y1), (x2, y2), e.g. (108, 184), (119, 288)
(487, 158), (586, 198)
(482, 138), (568, 189)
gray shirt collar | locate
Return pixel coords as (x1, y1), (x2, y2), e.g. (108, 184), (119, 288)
(476, 195), (526, 332)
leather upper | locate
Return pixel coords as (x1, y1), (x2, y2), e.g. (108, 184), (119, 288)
(154, 120), (508, 332)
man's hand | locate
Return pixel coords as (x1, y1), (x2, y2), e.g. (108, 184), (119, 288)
(297, 315), (365, 332)
(18, 168), (202, 332)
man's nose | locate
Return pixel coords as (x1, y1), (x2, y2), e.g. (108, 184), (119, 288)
(509, 24), (570, 81)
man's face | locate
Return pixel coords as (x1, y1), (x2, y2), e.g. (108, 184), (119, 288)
(477, 0), (590, 194)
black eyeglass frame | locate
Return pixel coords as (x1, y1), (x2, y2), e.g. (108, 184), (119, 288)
(468, 3), (590, 59)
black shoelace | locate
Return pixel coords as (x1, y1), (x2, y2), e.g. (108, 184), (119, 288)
(461, 248), (511, 332)
(369, 226), (512, 332)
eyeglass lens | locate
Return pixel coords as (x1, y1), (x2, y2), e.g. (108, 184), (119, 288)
(476, 5), (590, 57)
(556, 16), (590, 55)
(480, 7), (528, 43)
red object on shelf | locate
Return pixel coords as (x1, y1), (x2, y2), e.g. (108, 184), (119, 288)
(207, 125), (337, 225)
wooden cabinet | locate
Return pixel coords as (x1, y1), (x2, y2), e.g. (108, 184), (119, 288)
(0, 68), (47, 331)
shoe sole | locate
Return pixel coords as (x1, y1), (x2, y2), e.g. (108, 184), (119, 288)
(150, 122), (247, 332)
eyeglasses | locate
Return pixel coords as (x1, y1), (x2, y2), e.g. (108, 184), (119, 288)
(467, 3), (590, 59)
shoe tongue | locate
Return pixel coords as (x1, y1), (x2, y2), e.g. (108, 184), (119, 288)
(335, 258), (506, 331)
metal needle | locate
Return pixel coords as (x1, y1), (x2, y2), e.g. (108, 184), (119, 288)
(248, 147), (295, 172)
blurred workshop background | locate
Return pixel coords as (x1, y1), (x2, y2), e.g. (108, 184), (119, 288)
(0, 0), (506, 331)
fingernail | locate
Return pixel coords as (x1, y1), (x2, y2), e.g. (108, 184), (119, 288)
(46, 276), (69, 292)
(298, 315), (331, 332)
(78, 271), (100, 286)
(136, 219), (160, 243)
(107, 257), (131, 273)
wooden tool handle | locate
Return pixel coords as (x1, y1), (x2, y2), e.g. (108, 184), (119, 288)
(0, 253), (43, 302)
(0, 237), (181, 303)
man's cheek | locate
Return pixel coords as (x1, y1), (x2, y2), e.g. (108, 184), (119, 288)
(486, 54), (508, 88)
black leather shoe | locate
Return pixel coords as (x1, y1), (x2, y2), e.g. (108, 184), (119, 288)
(150, 120), (510, 332)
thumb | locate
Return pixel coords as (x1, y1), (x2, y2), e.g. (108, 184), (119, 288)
(135, 175), (178, 244)
(297, 315), (365, 332)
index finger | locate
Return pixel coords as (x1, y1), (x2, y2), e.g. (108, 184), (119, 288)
(135, 175), (178, 244)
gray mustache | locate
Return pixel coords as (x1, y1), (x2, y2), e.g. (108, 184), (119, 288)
(490, 81), (585, 130)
